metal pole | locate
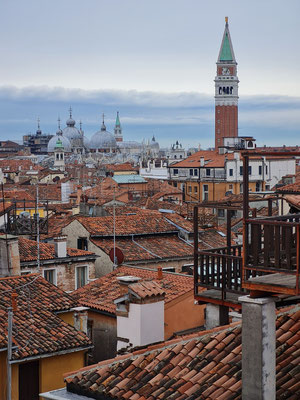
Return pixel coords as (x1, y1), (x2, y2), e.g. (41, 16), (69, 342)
(7, 307), (12, 400)
(193, 206), (198, 295)
(36, 183), (40, 273)
(113, 187), (116, 269)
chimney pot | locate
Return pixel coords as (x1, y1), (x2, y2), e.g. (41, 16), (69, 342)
(157, 267), (163, 280)
(54, 236), (67, 258)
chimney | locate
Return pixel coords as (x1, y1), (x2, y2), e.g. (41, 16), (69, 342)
(54, 236), (67, 258)
(115, 280), (165, 352)
(117, 276), (141, 297)
(157, 267), (163, 280)
(0, 235), (21, 277)
(72, 306), (89, 334)
(234, 151), (240, 161)
(239, 295), (276, 400)
(76, 185), (82, 204)
(200, 157), (205, 167)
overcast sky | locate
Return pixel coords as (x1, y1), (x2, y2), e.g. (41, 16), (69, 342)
(0, 0), (299, 147)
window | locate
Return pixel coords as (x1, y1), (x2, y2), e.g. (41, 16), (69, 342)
(179, 155), (182, 159)
(229, 169), (233, 176)
(206, 169), (211, 176)
(78, 237), (88, 251)
(174, 155), (177, 159)
(218, 209), (225, 218)
(248, 166), (252, 175)
(259, 165), (262, 175)
(266, 165), (268, 174)
(173, 169), (178, 176)
(188, 186), (192, 193)
(76, 266), (88, 289)
(43, 269), (56, 285)
(189, 169), (194, 176)
(240, 166), (243, 175)
(194, 169), (198, 176)
(229, 184), (233, 189)
(203, 184), (209, 201)
(194, 186), (198, 193)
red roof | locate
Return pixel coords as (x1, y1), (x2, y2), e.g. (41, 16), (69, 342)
(19, 237), (95, 262)
(74, 211), (178, 236)
(0, 274), (91, 360)
(65, 305), (300, 399)
(91, 234), (194, 262)
(72, 266), (194, 314)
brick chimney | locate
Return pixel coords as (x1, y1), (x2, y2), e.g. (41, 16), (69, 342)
(54, 236), (67, 258)
(117, 276), (141, 296)
(157, 267), (163, 280)
(0, 235), (21, 277)
(115, 280), (165, 352)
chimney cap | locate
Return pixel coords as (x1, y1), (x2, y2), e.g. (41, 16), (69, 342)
(53, 236), (67, 242)
(116, 276), (141, 285)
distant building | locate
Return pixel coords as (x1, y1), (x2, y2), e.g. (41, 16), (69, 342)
(23, 119), (53, 154)
(215, 17), (239, 149)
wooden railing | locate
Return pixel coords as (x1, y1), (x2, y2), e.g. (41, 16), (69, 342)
(195, 245), (246, 300)
(243, 214), (300, 294)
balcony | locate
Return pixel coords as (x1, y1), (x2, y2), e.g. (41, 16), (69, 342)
(243, 214), (300, 295)
(194, 245), (246, 307)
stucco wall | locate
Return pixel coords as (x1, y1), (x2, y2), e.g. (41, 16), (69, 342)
(164, 291), (205, 339)
(39, 350), (86, 393)
(62, 220), (112, 276)
(117, 301), (164, 351)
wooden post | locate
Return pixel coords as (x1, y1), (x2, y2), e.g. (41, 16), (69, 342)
(243, 155), (249, 285)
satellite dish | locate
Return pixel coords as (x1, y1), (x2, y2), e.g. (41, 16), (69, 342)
(109, 247), (124, 265)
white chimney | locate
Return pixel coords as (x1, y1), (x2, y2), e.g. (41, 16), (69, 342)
(115, 279), (165, 352)
(234, 151), (240, 161)
(200, 157), (205, 167)
(54, 236), (67, 258)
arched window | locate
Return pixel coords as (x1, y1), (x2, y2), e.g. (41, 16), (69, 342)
(226, 87), (229, 94)
(230, 87), (233, 94)
(219, 87), (222, 95)
(56, 154), (59, 160)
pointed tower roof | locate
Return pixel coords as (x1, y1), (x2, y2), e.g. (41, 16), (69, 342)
(217, 17), (236, 63)
(115, 111), (121, 127)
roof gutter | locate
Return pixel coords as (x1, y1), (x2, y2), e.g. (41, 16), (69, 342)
(9, 345), (92, 365)
(21, 254), (98, 267)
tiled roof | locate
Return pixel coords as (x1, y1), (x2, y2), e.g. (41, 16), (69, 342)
(72, 266), (194, 314)
(276, 181), (300, 193)
(74, 211), (178, 236)
(171, 150), (234, 169)
(19, 237), (95, 262)
(284, 195), (300, 209)
(0, 159), (41, 173)
(91, 234), (194, 262)
(164, 214), (194, 232)
(65, 305), (300, 399)
(128, 281), (165, 300)
(104, 163), (136, 172)
(41, 215), (75, 239)
(0, 274), (91, 360)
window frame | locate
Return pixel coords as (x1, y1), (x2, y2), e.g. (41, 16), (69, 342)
(75, 265), (88, 290)
(43, 268), (57, 286)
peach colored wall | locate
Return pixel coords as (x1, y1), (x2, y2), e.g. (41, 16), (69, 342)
(164, 291), (205, 340)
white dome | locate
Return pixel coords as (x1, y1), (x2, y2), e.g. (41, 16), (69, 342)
(62, 114), (81, 141)
(47, 130), (72, 153)
(89, 129), (117, 150)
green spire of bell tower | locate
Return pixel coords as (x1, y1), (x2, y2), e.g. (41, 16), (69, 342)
(217, 17), (236, 63)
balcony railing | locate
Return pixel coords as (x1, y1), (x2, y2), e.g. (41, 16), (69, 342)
(195, 245), (246, 301)
(243, 214), (300, 295)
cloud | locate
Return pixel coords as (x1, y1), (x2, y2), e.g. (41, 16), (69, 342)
(0, 85), (299, 148)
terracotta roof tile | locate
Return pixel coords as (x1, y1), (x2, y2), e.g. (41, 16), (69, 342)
(63, 304), (300, 399)
(72, 266), (194, 314)
(0, 274), (91, 360)
(19, 237), (95, 262)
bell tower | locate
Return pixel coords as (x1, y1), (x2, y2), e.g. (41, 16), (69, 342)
(215, 17), (239, 149)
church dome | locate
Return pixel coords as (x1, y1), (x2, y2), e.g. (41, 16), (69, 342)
(150, 135), (159, 149)
(47, 128), (72, 153)
(89, 129), (116, 150)
(62, 108), (81, 141)
(89, 115), (117, 150)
